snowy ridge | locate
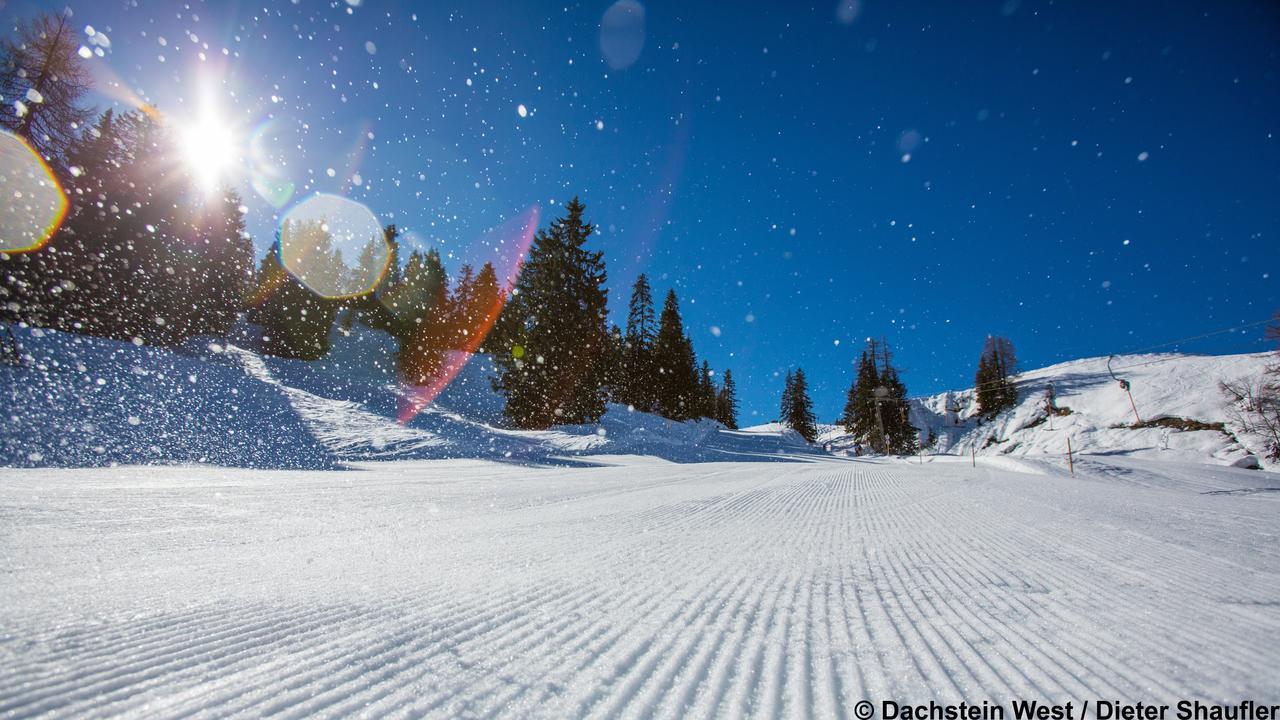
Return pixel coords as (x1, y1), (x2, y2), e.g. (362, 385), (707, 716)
(800, 352), (1275, 470)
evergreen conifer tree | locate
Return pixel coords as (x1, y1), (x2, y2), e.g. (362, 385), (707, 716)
(780, 370), (795, 423)
(247, 239), (339, 359)
(698, 361), (717, 419)
(845, 341), (884, 451)
(393, 248), (451, 383)
(786, 368), (819, 442)
(877, 343), (918, 454)
(621, 274), (658, 411)
(975, 336), (1019, 418)
(652, 289), (700, 420)
(470, 262), (502, 352)
(603, 324), (625, 403)
(716, 369), (739, 429)
(492, 198), (610, 428)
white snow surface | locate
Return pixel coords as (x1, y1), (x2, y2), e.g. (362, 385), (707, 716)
(2, 455), (1279, 717)
(4, 326), (1280, 716)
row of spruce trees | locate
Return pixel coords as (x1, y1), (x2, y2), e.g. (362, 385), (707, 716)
(487, 199), (737, 429)
(250, 198), (741, 430)
(770, 336), (1021, 453)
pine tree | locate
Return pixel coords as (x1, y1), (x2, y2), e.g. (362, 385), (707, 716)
(652, 289), (700, 420)
(382, 224), (402, 287)
(621, 274), (658, 411)
(394, 248), (451, 384)
(493, 198), (610, 428)
(602, 324), (625, 403)
(780, 370), (795, 424)
(470, 262), (502, 352)
(448, 263), (477, 350)
(716, 369), (739, 429)
(844, 341), (884, 451)
(247, 240), (339, 359)
(786, 367), (819, 442)
(1, 109), (119, 328)
(975, 336), (1018, 418)
(0, 12), (92, 164)
(877, 343), (918, 454)
(698, 360), (717, 419)
(185, 188), (254, 337)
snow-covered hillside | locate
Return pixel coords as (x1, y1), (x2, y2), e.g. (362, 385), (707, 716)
(800, 352), (1276, 471)
(0, 324), (820, 469)
(3, 323), (1275, 471)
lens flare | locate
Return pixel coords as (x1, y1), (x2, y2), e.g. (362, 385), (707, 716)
(600, 0), (646, 70)
(248, 117), (301, 208)
(278, 193), (390, 298)
(0, 131), (68, 253)
(397, 204), (541, 424)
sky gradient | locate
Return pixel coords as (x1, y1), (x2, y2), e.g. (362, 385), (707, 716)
(7, 0), (1278, 422)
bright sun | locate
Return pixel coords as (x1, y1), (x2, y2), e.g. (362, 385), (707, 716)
(177, 105), (239, 195)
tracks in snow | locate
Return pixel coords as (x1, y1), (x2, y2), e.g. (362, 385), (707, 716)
(2, 460), (1279, 718)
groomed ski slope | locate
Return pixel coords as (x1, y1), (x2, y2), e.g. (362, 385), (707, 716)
(2, 455), (1278, 718)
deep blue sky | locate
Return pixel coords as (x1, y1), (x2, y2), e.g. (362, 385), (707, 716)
(9, 0), (1279, 422)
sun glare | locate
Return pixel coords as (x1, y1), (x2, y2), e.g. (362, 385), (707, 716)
(177, 105), (239, 195)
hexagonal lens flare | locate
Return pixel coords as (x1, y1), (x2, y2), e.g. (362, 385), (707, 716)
(0, 131), (68, 253)
(278, 193), (389, 298)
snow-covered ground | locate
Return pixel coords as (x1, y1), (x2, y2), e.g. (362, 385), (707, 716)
(2, 454), (1279, 718)
(4, 325), (1280, 716)
(0, 324), (822, 469)
(4, 323), (1275, 471)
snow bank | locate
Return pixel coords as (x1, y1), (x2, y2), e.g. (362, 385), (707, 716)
(1, 325), (337, 469)
(1, 323), (827, 469)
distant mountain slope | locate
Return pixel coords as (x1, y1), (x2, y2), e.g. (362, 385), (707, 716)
(792, 352), (1275, 470)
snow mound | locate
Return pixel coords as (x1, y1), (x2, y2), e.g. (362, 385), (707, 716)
(1, 324), (829, 469)
(1, 326), (337, 469)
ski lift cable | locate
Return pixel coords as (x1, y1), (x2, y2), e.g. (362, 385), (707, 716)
(939, 316), (1276, 400)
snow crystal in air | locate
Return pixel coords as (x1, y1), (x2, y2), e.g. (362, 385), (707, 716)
(517, 104), (528, 118)
(836, 0), (862, 25)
